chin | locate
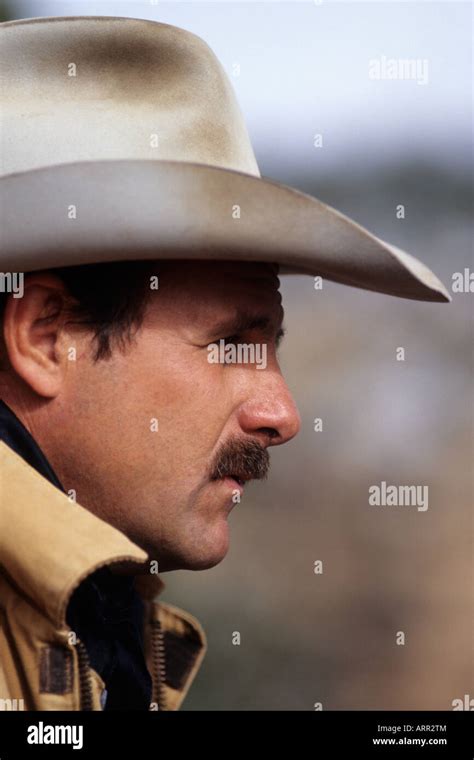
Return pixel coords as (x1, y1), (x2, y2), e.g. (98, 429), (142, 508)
(143, 520), (230, 572)
(182, 535), (230, 571)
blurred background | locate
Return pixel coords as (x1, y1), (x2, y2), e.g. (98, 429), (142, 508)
(2, 1), (472, 709)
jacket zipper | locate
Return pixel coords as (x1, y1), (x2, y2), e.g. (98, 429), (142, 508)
(65, 557), (155, 711)
(151, 617), (167, 710)
(73, 629), (164, 711)
(74, 638), (94, 711)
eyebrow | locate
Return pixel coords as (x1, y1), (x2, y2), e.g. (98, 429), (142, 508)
(210, 310), (286, 346)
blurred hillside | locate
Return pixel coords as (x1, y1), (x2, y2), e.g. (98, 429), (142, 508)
(0, 1), (12, 21)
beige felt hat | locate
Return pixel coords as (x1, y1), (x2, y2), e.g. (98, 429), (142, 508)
(0, 16), (450, 301)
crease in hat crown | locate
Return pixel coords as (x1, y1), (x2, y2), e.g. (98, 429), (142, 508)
(0, 15), (260, 178)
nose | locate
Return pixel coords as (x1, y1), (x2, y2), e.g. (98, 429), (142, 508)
(236, 372), (301, 447)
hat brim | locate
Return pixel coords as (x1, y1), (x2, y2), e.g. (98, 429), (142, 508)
(0, 160), (450, 302)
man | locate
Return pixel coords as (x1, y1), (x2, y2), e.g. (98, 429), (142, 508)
(0, 16), (449, 711)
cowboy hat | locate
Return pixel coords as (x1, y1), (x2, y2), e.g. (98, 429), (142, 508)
(0, 16), (450, 302)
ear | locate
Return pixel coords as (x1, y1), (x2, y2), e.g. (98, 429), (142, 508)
(2, 273), (72, 398)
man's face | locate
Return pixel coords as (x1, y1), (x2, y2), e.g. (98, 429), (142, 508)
(38, 262), (301, 571)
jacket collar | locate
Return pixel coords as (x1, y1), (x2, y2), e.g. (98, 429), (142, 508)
(0, 399), (62, 488)
(0, 441), (165, 628)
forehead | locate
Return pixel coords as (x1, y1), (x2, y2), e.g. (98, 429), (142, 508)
(157, 260), (281, 304)
(146, 261), (283, 331)
(160, 260), (279, 287)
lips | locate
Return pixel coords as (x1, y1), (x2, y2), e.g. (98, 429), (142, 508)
(213, 474), (247, 493)
(212, 473), (249, 487)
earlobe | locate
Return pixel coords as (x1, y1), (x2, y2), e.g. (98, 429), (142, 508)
(2, 275), (70, 399)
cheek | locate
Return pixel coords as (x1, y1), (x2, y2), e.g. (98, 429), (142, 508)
(134, 339), (230, 430)
(149, 363), (237, 482)
(79, 338), (232, 474)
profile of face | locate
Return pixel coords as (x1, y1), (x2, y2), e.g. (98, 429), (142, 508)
(1, 261), (301, 571)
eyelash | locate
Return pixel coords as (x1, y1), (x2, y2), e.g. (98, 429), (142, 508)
(222, 334), (240, 346)
(208, 329), (285, 350)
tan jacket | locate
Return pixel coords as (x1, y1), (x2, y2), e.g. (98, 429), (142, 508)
(0, 442), (207, 711)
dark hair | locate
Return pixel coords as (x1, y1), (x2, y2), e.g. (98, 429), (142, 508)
(0, 260), (157, 362)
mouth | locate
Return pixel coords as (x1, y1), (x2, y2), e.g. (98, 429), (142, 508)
(213, 474), (249, 494)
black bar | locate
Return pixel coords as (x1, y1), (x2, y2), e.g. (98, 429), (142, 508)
(0, 710), (472, 757)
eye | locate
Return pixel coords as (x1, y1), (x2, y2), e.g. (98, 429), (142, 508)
(221, 334), (240, 346)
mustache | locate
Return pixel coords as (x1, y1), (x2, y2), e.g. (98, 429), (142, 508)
(209, 439), (270, 482)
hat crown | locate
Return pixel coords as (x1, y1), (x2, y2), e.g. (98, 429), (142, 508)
(0, 16), (260, 177)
